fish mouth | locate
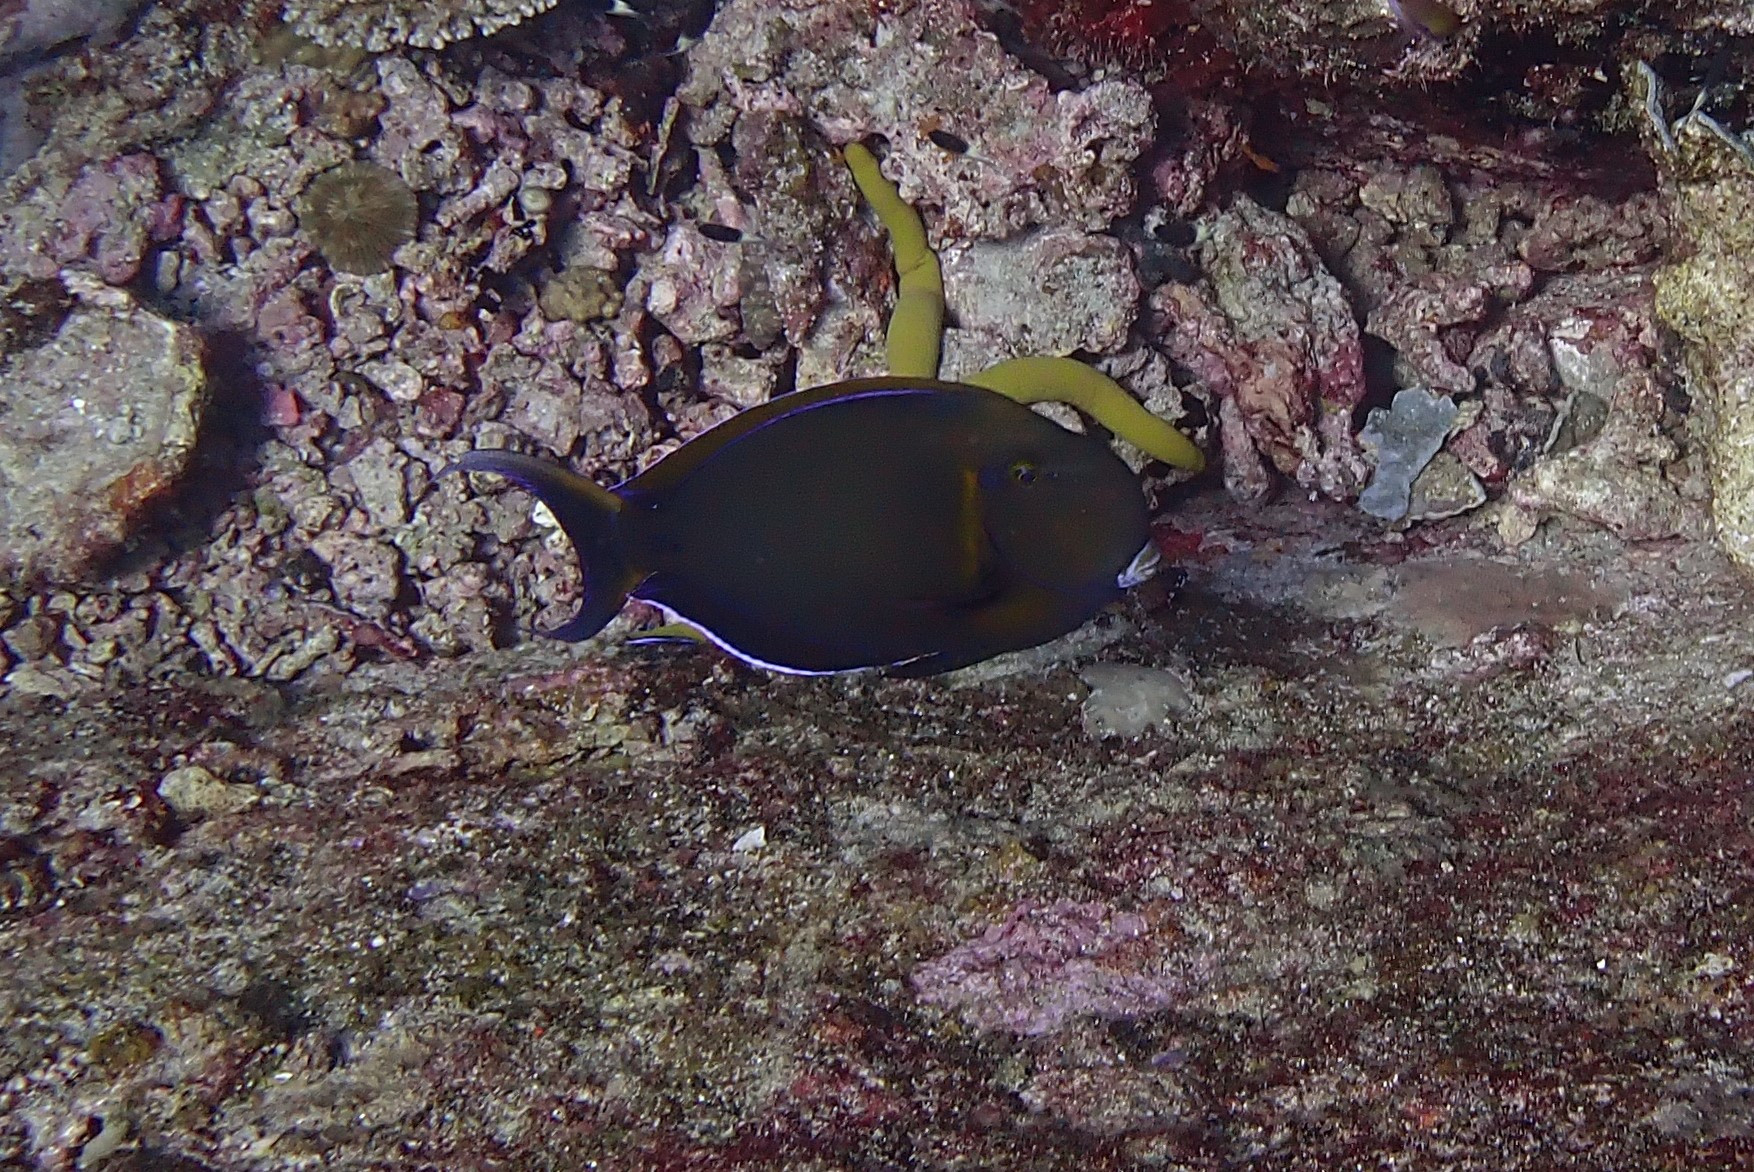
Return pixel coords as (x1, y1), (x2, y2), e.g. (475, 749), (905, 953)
(1116, 540), (1161, 589)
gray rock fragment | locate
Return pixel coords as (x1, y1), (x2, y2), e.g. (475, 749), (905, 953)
(1358, 387), (1459, 521)
(157, 764), (259, 820)
(1080, 663), (1192, 739)
(340, 438), (412, 530)
(941, 231), (1140, 362)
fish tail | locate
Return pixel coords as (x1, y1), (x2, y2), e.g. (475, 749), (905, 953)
(445, 450), (642, 642)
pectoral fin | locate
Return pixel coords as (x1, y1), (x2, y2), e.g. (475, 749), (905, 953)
(887, 583), (1074, 676)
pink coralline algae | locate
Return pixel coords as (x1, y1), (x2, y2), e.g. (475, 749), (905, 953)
(679, 0), (1155, 241)
(912, 899), (1204, 1036)
(1152, 196), (1368, 503)
(3, 152), (179, 283)
(1366, 265), (1534, 397)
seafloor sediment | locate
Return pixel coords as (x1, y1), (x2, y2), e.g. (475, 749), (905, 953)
(6, 498), (1754, 1168)
(1, 0), (1752, 1166)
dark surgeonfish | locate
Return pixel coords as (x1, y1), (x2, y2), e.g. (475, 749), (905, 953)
(450, 377), (1161, 675)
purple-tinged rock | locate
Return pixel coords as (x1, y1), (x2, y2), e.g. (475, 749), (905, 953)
(1366, 265), (1533, 396)
(1153, 196), (1367, 502)
(680, 0), (1154, 241)
(913, 899), (1205, 1036)
(0, 0), (143, 74)
(2, 152), (177, 284)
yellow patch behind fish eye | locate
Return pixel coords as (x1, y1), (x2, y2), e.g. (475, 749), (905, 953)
(956, 465), (987, 587)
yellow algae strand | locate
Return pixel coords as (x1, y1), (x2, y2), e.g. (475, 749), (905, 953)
(844, 143), (1202, 472)
(968, 357), (1206, 473)
(843, 142), (944, 379)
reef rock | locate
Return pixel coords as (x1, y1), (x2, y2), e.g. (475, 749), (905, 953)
(0, 277), (208, 585)
(0, 0), (142, 73)
(679, 0), (1155, 241)
(1153, 195), (1368, 503)
(1650, 84), (1754, 573)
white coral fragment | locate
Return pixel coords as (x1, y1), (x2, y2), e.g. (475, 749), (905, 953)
(280, 0), (560, 51)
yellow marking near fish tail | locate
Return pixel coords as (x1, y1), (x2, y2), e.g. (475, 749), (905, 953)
(640, 621), (711, 644)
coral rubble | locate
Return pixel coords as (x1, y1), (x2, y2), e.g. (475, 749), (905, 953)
(279, 0), (561, 51)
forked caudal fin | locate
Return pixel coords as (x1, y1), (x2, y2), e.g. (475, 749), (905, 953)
(444, 450), (643, 642)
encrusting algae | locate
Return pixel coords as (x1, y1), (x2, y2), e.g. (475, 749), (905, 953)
(452, 142), (1204, 675)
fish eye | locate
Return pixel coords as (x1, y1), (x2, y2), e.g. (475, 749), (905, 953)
(1010, 460), (1038, 485)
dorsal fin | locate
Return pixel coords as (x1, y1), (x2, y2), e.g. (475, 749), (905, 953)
(621, 376), (970, 497)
